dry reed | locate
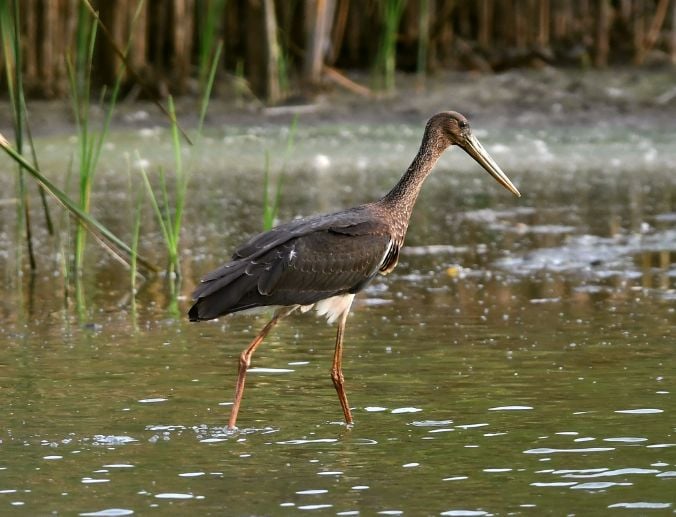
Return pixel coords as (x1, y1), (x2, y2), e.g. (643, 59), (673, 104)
(0, 0), (674, 102)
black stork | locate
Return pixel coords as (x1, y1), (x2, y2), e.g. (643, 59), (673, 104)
(189, 111), (520, 430)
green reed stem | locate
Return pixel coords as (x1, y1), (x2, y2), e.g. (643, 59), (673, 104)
(138, 97), (187, 278)
(169, 97), (185, 276)
(373, 0), (406, 92)
(0, 134), (157, 272)
(130, 188), (143, 319)
(141, 30), (219, 279)
(0, 0), (36, 270)
(262, 151), (274, 231)
(198, 39), (223, 136)
(262, 115), (298, 231)
(67, 1), (141, 274)
(416, 0), (430, 86)
(198, 0), (227, 92)
(67, 12), (96, 272)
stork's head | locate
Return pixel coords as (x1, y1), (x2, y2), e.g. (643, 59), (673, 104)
(427, 111), (521, 197)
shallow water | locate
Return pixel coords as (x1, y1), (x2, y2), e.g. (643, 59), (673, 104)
(0, 118), (675, 515)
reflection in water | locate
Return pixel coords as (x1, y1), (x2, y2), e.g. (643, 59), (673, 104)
(0, 123), (674, 514)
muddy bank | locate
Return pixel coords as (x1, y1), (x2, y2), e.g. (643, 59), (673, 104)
(1, 68), (675, 139)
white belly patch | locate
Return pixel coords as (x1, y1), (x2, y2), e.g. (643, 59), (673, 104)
(300, 293), (356, 324)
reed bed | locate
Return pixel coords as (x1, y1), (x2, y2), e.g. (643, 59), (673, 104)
(0, 0), (157, 310)
(0, 1), (674, 102)
(1, 0), (675, 314)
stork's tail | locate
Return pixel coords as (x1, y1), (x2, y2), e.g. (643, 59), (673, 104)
(188, 301), (206, 321)
(188, 260), (255, 321)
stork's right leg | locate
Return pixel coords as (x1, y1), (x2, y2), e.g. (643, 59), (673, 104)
(228, 306), (296, 430)
(330, 308), (354, 426)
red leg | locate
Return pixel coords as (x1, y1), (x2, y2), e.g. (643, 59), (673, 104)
(330, 309), (353, 426)
(227, 306), (295, 430)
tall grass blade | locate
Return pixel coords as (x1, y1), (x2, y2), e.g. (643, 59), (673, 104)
(198, 39), (223, 136)
(416, 0), (430, 88)
(129, 188), (143, 324)
(373, 0), (407, 92)
(198, 0), (227, 92)
(0, 0), (36, 270)
(68, 1), (142, 273)
(0, 134), (157, 272)
(68, 8), (96, 273)
(139, 152), (183, 313)
(138, 153), (183, 278)
(168, 96), (185, 277)
(261, 115), (298, 230)
(262, 150), (274, 230)
(22, 107), (54, 237)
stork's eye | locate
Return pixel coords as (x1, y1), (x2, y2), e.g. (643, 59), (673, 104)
(458, 119), (468, 129)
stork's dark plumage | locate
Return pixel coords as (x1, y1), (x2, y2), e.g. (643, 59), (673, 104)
(189, 111), (520, 430)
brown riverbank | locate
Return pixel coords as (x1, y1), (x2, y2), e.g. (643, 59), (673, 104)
(1, 67), (676, 139)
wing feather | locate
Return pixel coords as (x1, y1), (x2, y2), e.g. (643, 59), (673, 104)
(189, 208), (396, 321)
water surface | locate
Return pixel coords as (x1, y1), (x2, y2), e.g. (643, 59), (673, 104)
(0, 119), (674, 515)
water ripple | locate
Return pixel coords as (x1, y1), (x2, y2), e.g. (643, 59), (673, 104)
(154, 493), (194, 499)
(531, 482), (577, 487)
(276, 438), (338, 445)
(551, 468), (607, 475)
(571, 481), (632, 490)
(524, 447), (615, 454)
(248, 367), (294, 373)
(146, 425), (186, 432)
(410, 419), (453, 427)
(457, 423), (489, 430)
(562, 468), (660, 478)
(608, 502), (672, 509)
(92, 435), (137, 446)
(81, 478), (110, 484)
(602, 437), (648, 443)
(391, 407), (422, 414)
(488, 405), (533, 411)
(614, 408), (663, 414)
(79, 510), (134, 517)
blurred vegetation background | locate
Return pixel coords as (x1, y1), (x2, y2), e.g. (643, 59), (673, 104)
(1, 0), (675, 103)
(1, 0), (675, 286)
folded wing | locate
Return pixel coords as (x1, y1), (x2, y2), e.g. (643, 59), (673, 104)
(189, 209), (397, 321)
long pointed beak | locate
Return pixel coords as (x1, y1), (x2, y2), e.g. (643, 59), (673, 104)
(462, 133), (521, 197)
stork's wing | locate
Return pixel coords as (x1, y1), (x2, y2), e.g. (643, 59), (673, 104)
(189, 212), (398, 320)
(230, 207), (380, 261)
(257, 228), (393, 297)
(199, 207), (386, 286)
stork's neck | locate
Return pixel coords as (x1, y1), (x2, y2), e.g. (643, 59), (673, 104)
(379, 131), (448, 236)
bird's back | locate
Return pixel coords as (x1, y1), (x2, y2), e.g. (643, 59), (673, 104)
(189, 204), (399, 321)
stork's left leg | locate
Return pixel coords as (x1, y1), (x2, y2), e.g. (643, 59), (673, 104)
(330, 309), (353, 425)
(228, 305), (296, 430)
